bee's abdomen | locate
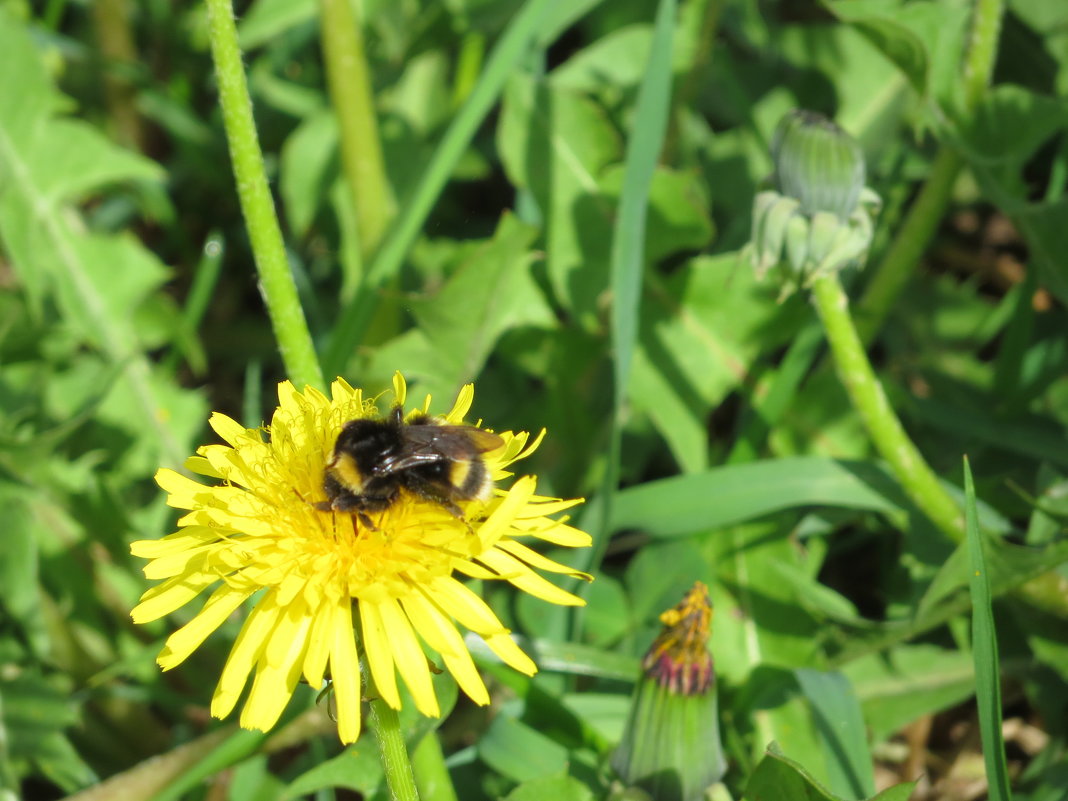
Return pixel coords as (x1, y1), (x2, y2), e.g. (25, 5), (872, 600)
(450, 458), (492, 501)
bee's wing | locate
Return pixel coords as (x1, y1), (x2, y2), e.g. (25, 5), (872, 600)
(375, 426), (504, 475)
(453, 426), (505, 453)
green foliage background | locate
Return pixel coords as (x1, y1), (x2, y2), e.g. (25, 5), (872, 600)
(1, 0), (1067, 799)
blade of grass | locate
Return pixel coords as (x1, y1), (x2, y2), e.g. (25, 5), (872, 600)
(575, 0), (677, 586)
(163, 231), (224, 374)
(322, 0), (557, 374)
(963, 456), (1013, 801)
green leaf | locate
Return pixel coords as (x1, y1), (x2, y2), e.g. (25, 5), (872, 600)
(581, 573), (632, 647)
(843, 645), (974, 743)
(283, 744), (383, 798)
(608, 0), (676, 410)
(825, 0), (967, 108)
(915, 533), (1068, 629)
(600, 166), (714, 267)
(823, 0), (929, 96)
(959, 84), (1068, 166)
(628, 254), (805, 473)
(527, 639), (640, 682)
(363, 212), (551, 402)
(280, 109), (339, 238)
(611, 458), (909, 538)
(238, 0), (316, 50)
(794, 670), (875, 799)
(0, 10), (195, 469)
(478, 715), (569, 783)
(229, 754), (286, 801)
(497, 73), (621, 324)
(504, 773), (594, 801)
(1, 671), (96, 792)
(0, 495), (41, 637)
(963, 458), (1013, 801)
(705, 522), (823, 767)
(745, 743), (916, 801)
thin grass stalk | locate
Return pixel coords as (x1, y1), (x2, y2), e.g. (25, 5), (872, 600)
(576, 0), (677, 603)
(963, 457), (1013, 801)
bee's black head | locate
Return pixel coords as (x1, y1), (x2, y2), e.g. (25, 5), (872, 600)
(335, 417), (402, 473)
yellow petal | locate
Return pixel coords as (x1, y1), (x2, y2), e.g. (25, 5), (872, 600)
(142, 544), (214, 580)
(427, 577), (508, 637)
(130, 526), (218, 559)
(477, 476), (535, 549)
(185, 455), (223, 478)
(402, 592), (489, 706)
(483, 632), (536, 675)
(131, 572), (217, 624)
(154, 468), (209, 509)
(515, 497), (583, 518)
(477, 548), (586, 606)
(377, 598), (438, 718)
(208, 412), (250, 447)
(158, 584), (253, 670)
(359, 602), (400, 710)
(495, 539), (594, 579)
(451, 562), (499, 581)
(516, 519), (592, 548)
(392, 372), (407, 408)
(241, 596), (311, 732)
(211, 592), (281, 719)
(302, 599), (334, 689)
(445, 383), (474, 423)
(329, 597), (362, 744)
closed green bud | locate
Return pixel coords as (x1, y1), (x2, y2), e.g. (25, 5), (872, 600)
(744, 109), (881, 298)
(611, 582), (726, 801)
(773, 110), (865, 219)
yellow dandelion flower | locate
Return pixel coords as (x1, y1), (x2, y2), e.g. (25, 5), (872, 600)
(131, 374), (590, 743)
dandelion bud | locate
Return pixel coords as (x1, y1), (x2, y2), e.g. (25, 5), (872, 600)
(744, 109), (881, 298)
(611, 582), (726, 801)
(773, 109), (866, 219)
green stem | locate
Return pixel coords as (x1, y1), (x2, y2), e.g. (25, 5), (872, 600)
(204, 0), (325, 391)
(410, 732), (459, 801)
(320, 0), (395, 260)
(369, 697), (420, 801)
(811, 273), (962, 542)
(962, 0), (1004, 111)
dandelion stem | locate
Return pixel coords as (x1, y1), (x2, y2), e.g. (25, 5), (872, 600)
(369, 697), (420, 801)
(204, 0), (325, 391)
(320, 0), (395, 260)
(811, 273), (962, 542)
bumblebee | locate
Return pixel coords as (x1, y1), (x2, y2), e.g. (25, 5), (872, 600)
(318, 406), (504, 527)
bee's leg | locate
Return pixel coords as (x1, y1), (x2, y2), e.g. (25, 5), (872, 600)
(356, 511), (379, 532)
